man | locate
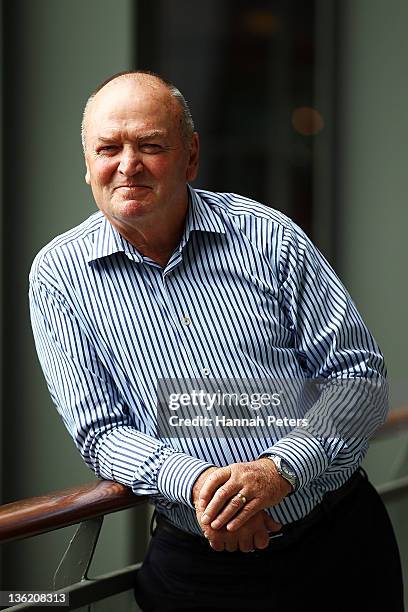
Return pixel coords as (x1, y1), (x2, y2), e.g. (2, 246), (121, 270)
(29, 71), (403, 611)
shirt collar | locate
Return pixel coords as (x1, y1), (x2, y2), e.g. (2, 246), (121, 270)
(88, 215), (144, 263)
(180, 185), (226, 249)
(88, 186), (226, 264)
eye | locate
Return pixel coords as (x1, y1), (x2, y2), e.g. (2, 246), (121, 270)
(140, 143), (163, 154)
(96, 145), (119, 155)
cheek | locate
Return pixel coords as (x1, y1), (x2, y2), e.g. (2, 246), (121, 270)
(90, 160), (117, 186)
(148, 156), (189, 184)
(146, 157), (169, 177)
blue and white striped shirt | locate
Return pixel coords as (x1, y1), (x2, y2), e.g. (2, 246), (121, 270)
(29, 187), (387, 534)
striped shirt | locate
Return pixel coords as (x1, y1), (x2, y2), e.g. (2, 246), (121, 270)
(29, 187), (387, 534)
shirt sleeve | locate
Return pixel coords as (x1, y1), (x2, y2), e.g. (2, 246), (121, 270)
(29, 277), (213, 508)
(261, 222), (388, 489)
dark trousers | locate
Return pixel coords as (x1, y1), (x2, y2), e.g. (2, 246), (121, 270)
(135, 472), (404, 611)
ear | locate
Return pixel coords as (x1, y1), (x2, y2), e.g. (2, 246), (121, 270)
(85, 160), (91, 185)
(186, 132), (199, 182)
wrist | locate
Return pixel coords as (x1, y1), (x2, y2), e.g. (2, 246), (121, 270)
(263, 454), (297, 494)
(192, 466), (218, 509)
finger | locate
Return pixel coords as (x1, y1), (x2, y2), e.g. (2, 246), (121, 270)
(201, 523), (222, 541)
(238, 533), (254, 553)
(208, 538), (225, 552)
(201, 485), (240, 525)
(200, 483), (241, 525)
(254, 529), (269, 550)
(194, 503), (202, 521)
(208, 491), (249, 529)
(224, 499), (261, 532)
(265, 514), (282, 533)
(198, 466), (231, 510)
(225, 537), (238, 553)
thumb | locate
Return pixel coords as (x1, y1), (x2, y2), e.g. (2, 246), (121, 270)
(198, 465), (231, 508)
(264, 513), (282, 533)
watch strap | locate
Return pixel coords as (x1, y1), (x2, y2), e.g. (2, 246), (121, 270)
(266, 454), (297, 491)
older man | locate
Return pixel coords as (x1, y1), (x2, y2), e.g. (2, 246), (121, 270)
(29, 71), (403, 611)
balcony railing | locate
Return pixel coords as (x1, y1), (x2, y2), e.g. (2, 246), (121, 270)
(1, 408), (408, 610)
(0, 481), (148, 610)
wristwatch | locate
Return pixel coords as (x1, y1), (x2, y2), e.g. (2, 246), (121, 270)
(267, 455), (297, 491)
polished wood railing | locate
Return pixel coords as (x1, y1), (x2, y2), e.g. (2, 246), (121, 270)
(0, 479), (146, 544)
(0, 482), (149, 610)
(375, 406), (408, 437)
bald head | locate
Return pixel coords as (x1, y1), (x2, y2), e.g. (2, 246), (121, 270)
(81, 71), (195, 153)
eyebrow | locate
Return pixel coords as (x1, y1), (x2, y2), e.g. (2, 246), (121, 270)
(96, 130), (167, 143)
(138, 130), (167, 141)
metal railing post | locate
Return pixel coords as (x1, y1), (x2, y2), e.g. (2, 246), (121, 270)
(53, 517), (104, 589)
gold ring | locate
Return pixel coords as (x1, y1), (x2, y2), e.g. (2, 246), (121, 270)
(236, 492), (247, 505)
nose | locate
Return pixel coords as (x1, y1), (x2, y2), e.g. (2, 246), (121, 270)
(118, 147), (143, 176)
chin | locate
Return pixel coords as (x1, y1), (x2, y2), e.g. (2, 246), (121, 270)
(113, 198), (152, 218)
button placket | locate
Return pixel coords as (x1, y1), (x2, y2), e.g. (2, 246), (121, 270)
(160, 275), (200, 375)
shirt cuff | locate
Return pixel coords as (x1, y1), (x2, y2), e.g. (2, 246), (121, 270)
(260, 429), (329, 490)
(157, 452), (215, 508)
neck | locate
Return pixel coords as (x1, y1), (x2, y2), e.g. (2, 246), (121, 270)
(109, 199), (189, 267)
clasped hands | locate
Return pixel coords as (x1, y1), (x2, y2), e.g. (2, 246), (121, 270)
(192, 458), (292, 552)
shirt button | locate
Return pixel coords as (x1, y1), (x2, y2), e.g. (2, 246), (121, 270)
(182, 315), (191, 325)
(202, 368), (210, 376)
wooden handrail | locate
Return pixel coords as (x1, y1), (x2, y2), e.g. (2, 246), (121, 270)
(0, 408), (407, 545)
(375, 406), (408, 438)
(0, 479), (147, 544)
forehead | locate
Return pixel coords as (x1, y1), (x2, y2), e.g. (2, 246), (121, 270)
(86, 77), (181, 139)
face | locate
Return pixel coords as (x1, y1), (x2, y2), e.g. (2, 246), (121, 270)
(84, 76), (199, 234)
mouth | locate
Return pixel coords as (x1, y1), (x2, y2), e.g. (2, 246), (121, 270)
(115, 184), (152, 190)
